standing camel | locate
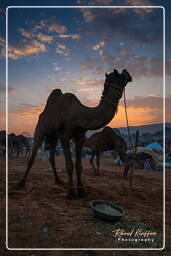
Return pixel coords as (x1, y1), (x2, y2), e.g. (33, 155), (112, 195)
(16, 69), (132, 199)
(0, 130), (14, 157)
(85, 126), (130, 177)
(17, 135), (31, 158)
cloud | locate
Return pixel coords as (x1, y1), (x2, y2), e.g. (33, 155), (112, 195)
(1, 85), (17, 94)
(72, 77), (103, 86)
(0, 36), (5, 45)
(91, 40), (108, 51)
(80, 8), (95, 22)
(56, 43), (71, 57)
(80, 47), (170, 79)
(10, 103), (44, 116)
(88, 0), (114, 4)
(54, 65), (62, 71)
(8, 103), (44, 135)
(18, 28), (35, 39)
(48, 23), (67, 34)
(109, 94), (170, 127)
(7, 40), (47, 60)
(79, 87), (95, 92)
(37, 33), (54, 43)
(80, 55), (100, 71)
(125, 0), (153, 15)
(58, 34), (81, 40)
(79, 7), (162, 45)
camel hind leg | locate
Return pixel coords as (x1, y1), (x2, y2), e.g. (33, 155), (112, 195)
(60, 136), (76, 199)
(90, 151), (100, 176)
(75, 132), (86, 198)
(48, 140), (63, 184)
(90, 152), (96, 175)
(115, 144), (130, 178)
(16, 129), (44, 189)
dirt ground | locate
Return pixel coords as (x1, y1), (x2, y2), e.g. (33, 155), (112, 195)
(0, 154), (171, 255)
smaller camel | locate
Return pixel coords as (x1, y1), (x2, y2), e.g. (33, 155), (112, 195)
(85, 126), (130, 176)
(0, 130), (14, 157)
(17, 135), (31, 158)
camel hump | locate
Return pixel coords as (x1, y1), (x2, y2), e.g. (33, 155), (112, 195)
(46, 89), (63, 105)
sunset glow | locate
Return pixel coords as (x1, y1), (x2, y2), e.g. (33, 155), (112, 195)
(0, 3), (170, 136)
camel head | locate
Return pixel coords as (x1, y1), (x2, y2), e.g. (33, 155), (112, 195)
(103, 69), (132, 102)
(105, 69), (132, 88)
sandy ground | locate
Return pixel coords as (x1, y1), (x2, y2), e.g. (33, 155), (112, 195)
(0, 154), (171, 255)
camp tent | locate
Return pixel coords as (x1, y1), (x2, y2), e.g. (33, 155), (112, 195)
(147, 142), (163, 151)
(127, 146), (162, 163)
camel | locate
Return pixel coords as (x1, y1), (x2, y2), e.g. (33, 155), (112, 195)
(8, 134), (31, 158)
(9, 133), (23, 157)
(85, 126), (130, 176)
(16, 69), (132, 199)
(0, 130), (14, 157)
(17, 135), (31, 158)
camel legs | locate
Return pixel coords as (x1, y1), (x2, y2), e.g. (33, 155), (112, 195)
(48, 141), (63, 184)
(117, 149), (130, 178)
(60, 137), (76, 199)
(75, 134), (86, 198)
(90, 151), (100, 176)
(16, 131), (44, 189)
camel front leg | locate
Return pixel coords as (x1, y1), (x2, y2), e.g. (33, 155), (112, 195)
(117, 147), (130, 178)
(75, 134), (86, 198)
(16, 129), (44, 189)
(60, 137), (76, 199)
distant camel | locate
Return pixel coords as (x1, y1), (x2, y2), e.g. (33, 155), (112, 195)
(17, 135), (31, 158)
(0, 130), (14, 157)
(85, 126), (130, 176)
(16, 69), (132, 199)
(8, 134), (31, 158)
(9, 133), (22, 157)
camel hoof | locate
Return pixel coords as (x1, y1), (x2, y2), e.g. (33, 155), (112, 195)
(16, 180), (25, 190)
(77, 187), (87, 198)
(67, 188), (77, 200)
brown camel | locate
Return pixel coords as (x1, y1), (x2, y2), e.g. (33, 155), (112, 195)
(16, 69), (132, 199)
(17, 135), (31, 158)
(0, 130), (14, 157)
(85, 126), (130, 176)
(9, 133), (23, 157)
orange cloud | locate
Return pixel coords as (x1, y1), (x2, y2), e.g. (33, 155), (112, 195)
(37, 33), (54, 43)
(8, 40), (47, 59)
(79, 87), (95, 92)
(108, 105), (163, 128)
(6, 94), (169, 136)
(8, 104), (44, 135)
(58, 33), (80, 40)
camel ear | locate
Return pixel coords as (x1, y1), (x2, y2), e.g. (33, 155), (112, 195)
(121, 69), (132, 83)
(113, 69), (119, 75)
(105, 73), (108, 78)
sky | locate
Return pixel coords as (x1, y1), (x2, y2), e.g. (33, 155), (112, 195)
(0, 0), (171, 136)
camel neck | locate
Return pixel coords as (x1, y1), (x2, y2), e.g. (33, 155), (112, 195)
(100, 82), (123, 106)
(78, 83), (123, 130)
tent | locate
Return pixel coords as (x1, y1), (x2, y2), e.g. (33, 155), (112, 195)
(147, 142), (163, 151)
(127, 147), (162, 163)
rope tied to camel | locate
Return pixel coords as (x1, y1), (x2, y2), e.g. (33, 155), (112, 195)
(123, 89), (134, 152)
(123, 89), (139, 195)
